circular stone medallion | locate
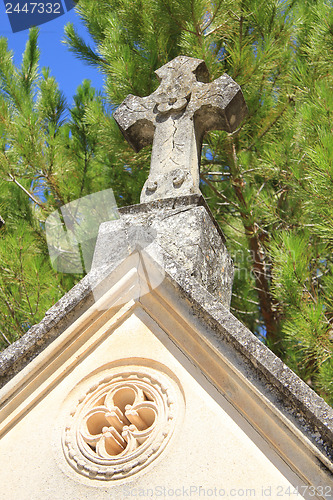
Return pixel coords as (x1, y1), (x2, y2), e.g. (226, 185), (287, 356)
(62, 366), (179, 480)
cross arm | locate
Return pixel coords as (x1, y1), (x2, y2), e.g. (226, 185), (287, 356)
(113, 94), (155, 153)
(191, 74), (248, 139)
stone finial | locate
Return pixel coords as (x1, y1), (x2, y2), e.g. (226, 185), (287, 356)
(114, 55), (247, 203)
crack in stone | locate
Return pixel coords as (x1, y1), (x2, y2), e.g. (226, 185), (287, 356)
(171, 120), (177, 156)
(170, 158), (181, 167)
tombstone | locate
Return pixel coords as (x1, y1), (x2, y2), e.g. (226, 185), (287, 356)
(0, 56), (332, 500)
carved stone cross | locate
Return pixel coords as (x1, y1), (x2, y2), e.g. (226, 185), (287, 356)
(114, 56), (247, 203)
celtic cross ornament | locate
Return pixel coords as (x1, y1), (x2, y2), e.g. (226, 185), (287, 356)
(114, 55), (247, 202)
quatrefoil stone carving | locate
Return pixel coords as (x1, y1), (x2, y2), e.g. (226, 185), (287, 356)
(62, 367), (179, 480)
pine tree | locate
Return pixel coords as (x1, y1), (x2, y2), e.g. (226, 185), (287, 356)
(63, 0), (333, 404)
(0, 27), (131, 347)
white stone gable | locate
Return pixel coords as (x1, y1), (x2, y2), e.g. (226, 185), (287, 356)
(0, 252), (331, 499)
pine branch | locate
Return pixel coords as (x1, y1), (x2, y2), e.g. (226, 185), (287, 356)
(0, 329), (11, 345)
(8, 173), (43, 207)
(231, 306), (256, 315)
(200, 173), (241, 211)
(0, 287), (25, 334)
(159, 0), (197, 35)
(63, 23), (108, 67)
(232, 292), (260, 306)
(245, 99), (293, 152)
(201, 159), (229, 167)
(201, 0), (224, 32)
(215, 215), (246, 235)
(204, 24), (225, 38)
(18, 244), (34, 319)
(227, 137), (281, 351)
(205, 171), (231, 176)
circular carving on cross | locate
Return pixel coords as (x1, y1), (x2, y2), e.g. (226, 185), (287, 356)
(156, 96), (189, 114)
(172, 168), (186, 188)
(62, 367), (178, 480)
(146, 179), (158, 193)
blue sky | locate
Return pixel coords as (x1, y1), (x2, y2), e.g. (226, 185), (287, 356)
(0, 1), (105, 105)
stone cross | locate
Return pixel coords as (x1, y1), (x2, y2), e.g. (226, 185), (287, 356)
(114, 56), (247, 203)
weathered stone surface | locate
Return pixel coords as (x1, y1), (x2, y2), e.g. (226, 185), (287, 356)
(113, 56), (247, 202)
(2, 53), (333, 498)
(92, 195), (234, 306)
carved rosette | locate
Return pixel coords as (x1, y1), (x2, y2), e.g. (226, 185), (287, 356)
(155, 95), (189, 115)
(62, 368), (178, 480)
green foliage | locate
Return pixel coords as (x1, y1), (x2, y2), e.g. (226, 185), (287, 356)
(0, 223), (64, 345)
(0, 27), (144, 350)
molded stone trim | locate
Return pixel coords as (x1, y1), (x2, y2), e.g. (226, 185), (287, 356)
(63, 366), (179, 480)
